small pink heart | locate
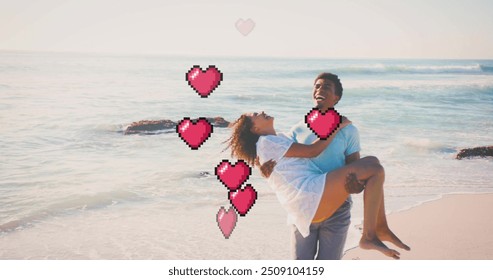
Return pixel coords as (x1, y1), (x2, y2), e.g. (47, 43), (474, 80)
(176, 117), (213, 150)
(215, 160), (251, 191)
(186, 65), (223, 98)
(229, 184), (257, 216)
(235, 18), (255, 36)
(216, 206), (238, 239)
(305, 108), (342, 140)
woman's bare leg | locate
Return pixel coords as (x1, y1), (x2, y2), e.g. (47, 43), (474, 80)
(357, 163), (400, 259)
(356, 158), (410, 251)
(375, 186), (411, 251)
(312, 156), (400, 259)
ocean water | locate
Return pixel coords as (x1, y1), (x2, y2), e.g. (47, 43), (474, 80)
(1, 51), (493, 259)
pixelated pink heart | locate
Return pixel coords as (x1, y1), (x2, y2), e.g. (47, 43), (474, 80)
(305, 108), (342, 140)
(229, 184), (257, 216)
(176, 117), (213, 150)
(235, 18), (255, 36)
(216, 206), (238, 239)
(215, 159), (252, 191)
(186, 65), (223, 98)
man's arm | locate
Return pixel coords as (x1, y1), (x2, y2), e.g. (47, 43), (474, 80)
(345, 151), (360, 165)
(285, 117), (351, 158)
(262, 150), (360, 178)
(344, 123), (361, 165)
(345, 151), (365, 193)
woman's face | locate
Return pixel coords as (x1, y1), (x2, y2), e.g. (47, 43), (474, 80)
(246, 111), (274, 134)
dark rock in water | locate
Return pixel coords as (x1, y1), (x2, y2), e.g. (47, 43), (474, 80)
(456, 146), (493, 160)
(124, 120), (177, 135)
(124, 117), (230, 135)
(207, 117), (230, 128)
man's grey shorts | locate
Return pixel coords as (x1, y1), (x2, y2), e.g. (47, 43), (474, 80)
(290, 199), (352, 260)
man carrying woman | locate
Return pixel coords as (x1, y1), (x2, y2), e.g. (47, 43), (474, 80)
(226, 73), (409, 259)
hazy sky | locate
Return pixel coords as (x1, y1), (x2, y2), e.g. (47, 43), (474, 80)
(1, 0), (493, 59)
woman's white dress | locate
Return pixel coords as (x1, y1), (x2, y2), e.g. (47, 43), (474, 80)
(256, 133), (326, 237)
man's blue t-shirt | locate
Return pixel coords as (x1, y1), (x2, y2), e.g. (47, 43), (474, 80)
(287, 121), (361, 174)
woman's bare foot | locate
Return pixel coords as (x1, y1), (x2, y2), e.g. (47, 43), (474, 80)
(359, 236), (401, 259)
(377, 228), (411, 251)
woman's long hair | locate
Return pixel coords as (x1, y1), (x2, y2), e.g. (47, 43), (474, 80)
(224, 114), (260, 167)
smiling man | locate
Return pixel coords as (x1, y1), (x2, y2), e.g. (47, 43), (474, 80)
(286, 72), (361, 260)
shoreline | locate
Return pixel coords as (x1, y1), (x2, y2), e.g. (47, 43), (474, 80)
(342, 193), (493, 260)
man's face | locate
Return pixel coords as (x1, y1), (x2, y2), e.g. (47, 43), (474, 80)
(312, 79), (340, 111)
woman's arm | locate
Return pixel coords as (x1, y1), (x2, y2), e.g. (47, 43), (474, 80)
(284, 117), (351, 158)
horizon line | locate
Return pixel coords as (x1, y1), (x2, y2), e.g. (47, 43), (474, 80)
(1, 48), (493, 61)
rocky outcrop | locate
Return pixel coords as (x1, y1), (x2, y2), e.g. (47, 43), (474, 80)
(207, 117), (230, 128)
(124, 120), (176, 134)
(456, 146), (493, 160)
(124, 117), (230, 135)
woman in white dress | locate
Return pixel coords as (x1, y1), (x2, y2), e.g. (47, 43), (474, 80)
(226, 111), (410, 259)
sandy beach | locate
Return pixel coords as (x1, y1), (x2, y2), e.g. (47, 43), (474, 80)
(2, 191), (493, 260)
(343, 193), (493, 260)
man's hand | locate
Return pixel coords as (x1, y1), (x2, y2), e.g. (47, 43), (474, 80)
(260, 159), (277, 178)
(345, 173), (366, 194)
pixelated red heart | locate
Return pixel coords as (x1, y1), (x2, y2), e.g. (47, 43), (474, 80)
(176, 117), (213, 150)
(229, 184), (257, 216)
(186, 65), (223, 98)
(215, 160), (251, 191)
(305, 108), (342, 140)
